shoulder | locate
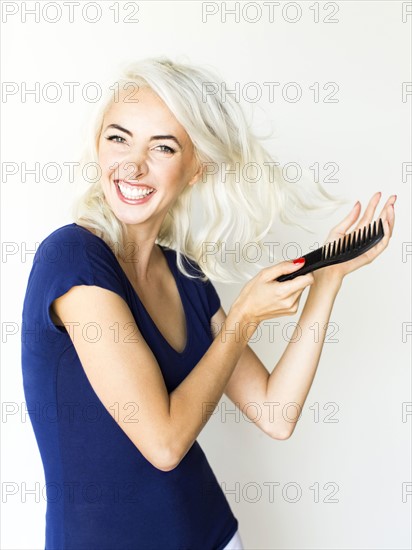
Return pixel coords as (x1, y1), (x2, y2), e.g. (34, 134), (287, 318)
(35, 223), (115, 267)
(37, 222), (78, 246)
(29, 223), (124, 291)
(37, 223), (105, 249)
(36, 223), (84, 256)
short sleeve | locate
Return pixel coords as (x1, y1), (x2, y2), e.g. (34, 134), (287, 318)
(203, 278), (221, 318)
(22, 224), (127, 334)
(178, 252), (221, 319)
(179, 253), (222, 319)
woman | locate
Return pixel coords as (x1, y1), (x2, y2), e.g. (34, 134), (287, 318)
(21, 57), (396, 549)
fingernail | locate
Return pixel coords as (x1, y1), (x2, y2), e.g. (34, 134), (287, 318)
(354, 201), (360, 208)
(293, 258), (305, 264)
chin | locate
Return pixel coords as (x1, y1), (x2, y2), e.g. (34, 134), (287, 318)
(111, 209), (148, 226)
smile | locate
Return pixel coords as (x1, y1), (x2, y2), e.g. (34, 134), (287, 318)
(114, 180), (157, 203)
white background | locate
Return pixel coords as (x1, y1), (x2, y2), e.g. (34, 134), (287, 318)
(1, 1), (411, 549)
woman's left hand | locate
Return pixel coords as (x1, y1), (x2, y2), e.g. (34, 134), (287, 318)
(312, 191), (396, 287)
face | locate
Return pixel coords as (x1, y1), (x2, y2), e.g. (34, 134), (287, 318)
(97, 86), (201, 230)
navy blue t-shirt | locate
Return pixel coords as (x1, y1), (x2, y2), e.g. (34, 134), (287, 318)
(21, 223), (238, 550)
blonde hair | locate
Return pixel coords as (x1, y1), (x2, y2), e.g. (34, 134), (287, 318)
(72, 56), (350, 284)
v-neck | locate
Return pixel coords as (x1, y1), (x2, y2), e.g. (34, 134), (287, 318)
(73, 224), (191, 357)
(133, 244), (192, 357)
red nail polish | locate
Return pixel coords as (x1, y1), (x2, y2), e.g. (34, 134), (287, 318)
(293, 258), (305, 264)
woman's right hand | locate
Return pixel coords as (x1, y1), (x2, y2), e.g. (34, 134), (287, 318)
(232, 259), (315, 325)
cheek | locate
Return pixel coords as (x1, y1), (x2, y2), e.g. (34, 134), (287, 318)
(97, 153), (115, 194)
(154, 161), (181, 181)
(97, 143), (109, 171)
(98, 141), (123, 173)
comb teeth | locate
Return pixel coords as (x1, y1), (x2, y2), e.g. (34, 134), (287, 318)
(276, 217), (384, 283)
(345, 235), (349, 252)
(351, 231), (356, 250)
(357, 227), (361, 245)
(322, 218), (383, 260)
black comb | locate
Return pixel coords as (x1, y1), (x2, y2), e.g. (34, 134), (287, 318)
(276, 218), (384, 282)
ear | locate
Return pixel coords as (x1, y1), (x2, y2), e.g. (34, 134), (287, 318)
(187, 160), (204, 187)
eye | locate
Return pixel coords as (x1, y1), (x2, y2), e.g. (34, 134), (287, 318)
(105, 134), (127, 144)
(155, 145), (176, 154)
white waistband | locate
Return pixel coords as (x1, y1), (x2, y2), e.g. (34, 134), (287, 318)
(222, 529), (244, 550)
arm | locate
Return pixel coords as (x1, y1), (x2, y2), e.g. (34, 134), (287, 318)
(219, 192), (395, 439)
(213, 279), (341, 440)
(53, 285), (254, 472)
(264, 278), (341, 438)
(53, 256), (311, 471)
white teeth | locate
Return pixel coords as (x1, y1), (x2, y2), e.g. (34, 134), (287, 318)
(118, 183), (155, 200)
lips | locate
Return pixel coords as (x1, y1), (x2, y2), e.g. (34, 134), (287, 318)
(114, 179), (155, 191)
(113, 179), (157, 204)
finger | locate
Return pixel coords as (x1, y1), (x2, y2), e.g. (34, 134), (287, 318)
(377, 194), (396, 218)
(377, 195), (396, 237)
(375, 217), (391, 254)
(264, 258), (307, 282)
(368, 216), (391, 259)
(274, 272), (314, 296)
(388, 202), (395, 236)
(332, 200), (362, 237)
(378, 205), (395, 240)
(287, 294), (302, 315)
(289, 284), (310, 305)
(354, 191), (381, 231)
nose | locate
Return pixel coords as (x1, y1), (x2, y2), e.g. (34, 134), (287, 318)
(122, 158), (148, 181)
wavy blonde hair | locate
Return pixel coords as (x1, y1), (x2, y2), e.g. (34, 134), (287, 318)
(72, 56), (350, 284)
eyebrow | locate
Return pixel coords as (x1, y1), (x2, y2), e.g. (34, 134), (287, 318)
(104, 124), (182, 148)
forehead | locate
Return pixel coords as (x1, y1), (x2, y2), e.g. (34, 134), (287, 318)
(103, 85), (183, 132)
